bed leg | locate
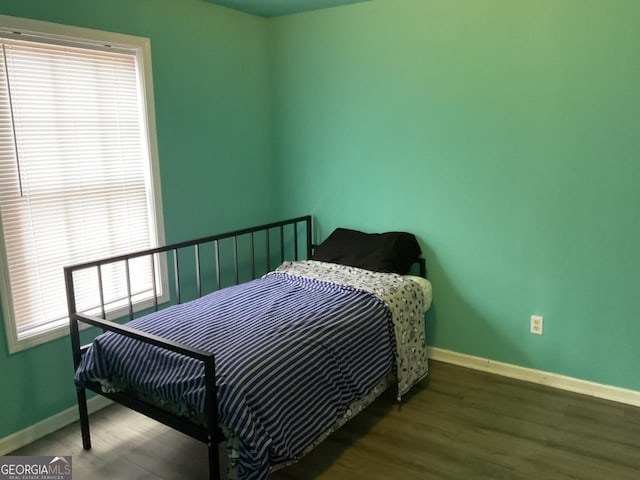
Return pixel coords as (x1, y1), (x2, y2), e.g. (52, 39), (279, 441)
(208, 441), (221, 480)
(76, 387), (92, 450)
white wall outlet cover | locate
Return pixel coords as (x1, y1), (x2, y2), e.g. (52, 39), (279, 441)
(531, 315), (543, 335)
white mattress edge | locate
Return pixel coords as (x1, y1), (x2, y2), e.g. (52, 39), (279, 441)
(403, 275), (432, 312)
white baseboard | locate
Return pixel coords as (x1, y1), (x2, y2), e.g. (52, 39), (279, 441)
(0, 396), (113, 455)
(428, 347), (640, 408)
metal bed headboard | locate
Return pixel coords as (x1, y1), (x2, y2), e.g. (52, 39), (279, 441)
(65, 215), (312, 321)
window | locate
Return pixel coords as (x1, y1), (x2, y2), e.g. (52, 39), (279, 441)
(0, 16), (165, 353)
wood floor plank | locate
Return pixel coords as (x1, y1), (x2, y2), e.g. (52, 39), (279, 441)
(10, 361), (640, 479)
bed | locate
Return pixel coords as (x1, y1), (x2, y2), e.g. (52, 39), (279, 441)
(65, 215), (432, 480)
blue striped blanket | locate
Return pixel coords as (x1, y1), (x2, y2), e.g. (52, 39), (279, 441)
(75, 267), (400, 479)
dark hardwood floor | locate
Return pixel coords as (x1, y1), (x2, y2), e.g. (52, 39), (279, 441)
(11, 361), (640, 479)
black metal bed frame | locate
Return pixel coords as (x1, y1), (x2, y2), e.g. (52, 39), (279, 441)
(64, 215), (313, 480)
(64, 215), (427, 480)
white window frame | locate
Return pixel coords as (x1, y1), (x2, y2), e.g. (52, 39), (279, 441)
(0, 14), (167, 353)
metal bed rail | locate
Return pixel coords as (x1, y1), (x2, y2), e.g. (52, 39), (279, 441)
(64, 215), (313, 480)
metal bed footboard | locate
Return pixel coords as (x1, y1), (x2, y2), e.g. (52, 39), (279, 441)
(64, 215), (313, 480)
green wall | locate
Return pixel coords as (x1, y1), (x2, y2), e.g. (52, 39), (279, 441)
(0, 0), (273, 440)
(271, 0), (640, 389)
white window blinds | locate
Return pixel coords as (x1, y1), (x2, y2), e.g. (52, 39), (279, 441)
(0, 32), (163, 351)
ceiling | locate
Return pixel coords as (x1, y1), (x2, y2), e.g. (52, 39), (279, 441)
(207, 0), (370, 17)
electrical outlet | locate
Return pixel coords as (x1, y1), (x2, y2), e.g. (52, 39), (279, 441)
(530, 315), (543, 335)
